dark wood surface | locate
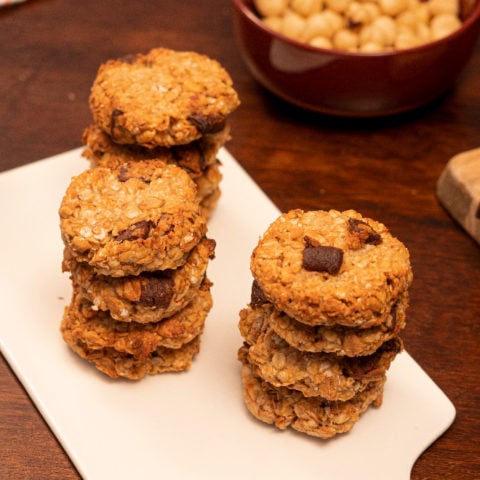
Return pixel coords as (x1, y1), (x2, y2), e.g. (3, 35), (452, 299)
(1, 1), (479, 478)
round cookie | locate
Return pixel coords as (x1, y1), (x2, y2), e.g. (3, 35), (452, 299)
(61, 282), (212, 356)
(82, 125), (224, 216)
(89, 48), (240, 147)
(59, 160), (207, 277)
(63, 239), (215, 323)
(238, 346), (385, 439)
(82, 123), (230, 171)
(239, 292), (408, 357)
(250, 209), (413, 328)
(269, 298), (407, 356)
(246, 328), (401, 401)
(62, 332), (201, 380)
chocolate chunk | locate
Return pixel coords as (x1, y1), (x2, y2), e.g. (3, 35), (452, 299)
(342, 353), (380, 380)
(117, 164), (150, 184)
(303, 237), (343, 274)
(348, 218), (382, 245)
(251, 280), (268, 307)
(379, 337), (402, 354)
(111, 109), (123, 123)
(342, 338), (401, 379)
(187, 113), (225, 134)
(138, 275), (174, 308)
(116, 220), (154, 242)
(110, 109), (124, 140)
(172, 142), (207, 175)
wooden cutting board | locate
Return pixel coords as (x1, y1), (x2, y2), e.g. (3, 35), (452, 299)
(437, 147), (480, 245)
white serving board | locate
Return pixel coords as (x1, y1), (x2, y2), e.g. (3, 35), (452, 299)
(0, 148), (455, 480)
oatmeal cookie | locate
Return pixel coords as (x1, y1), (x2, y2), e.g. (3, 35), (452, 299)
(89, 48), (240, 147)
(246, 328), (401, 401)
(240, 289), (408, 357)
(82, 124), (226, 213)
(61, 282), (212, 357)
(64, 238), (215, 323)
(82, 123), (230, 170)
(63, 332), (201, 380)
(239, 346), (385, 438)
(59, 160), (207, 277)
(269, 299), (407, 356)
(250, 209), (413, 328)
(82, 123), (226, 209)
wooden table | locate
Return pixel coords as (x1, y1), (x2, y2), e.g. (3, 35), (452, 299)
(0, 1), (479, 478)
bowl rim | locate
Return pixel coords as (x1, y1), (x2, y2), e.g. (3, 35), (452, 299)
(232, 0), (480, 57)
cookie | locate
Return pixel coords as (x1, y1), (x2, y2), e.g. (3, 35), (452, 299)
(269, 299), (407, 356)
(62, 332), (201, 380)
(61, 280), (212, 359)
(240, 290), (408, 357)
(250, 209), (413, 328)
(238, 346), (385, 438)
(89, 48), (240, 147)
(59, 160), (207, 277)
(82, 124), (224, 215)
(64, 237), (215, 323)
(246, 328), (401, 401)
(82, 123), (230, 171)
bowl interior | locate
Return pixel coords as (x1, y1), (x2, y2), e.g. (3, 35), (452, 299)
(234, 0), (480, 56)
(232, 0), (480, 116)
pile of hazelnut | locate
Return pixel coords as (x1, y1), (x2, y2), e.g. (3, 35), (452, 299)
(253, 0), (462, 51)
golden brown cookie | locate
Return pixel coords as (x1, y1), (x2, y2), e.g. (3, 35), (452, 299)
(82, 124), (226, 214)
(63, 238), (215, 323)
(61, 281), (212, 359)
(250, 209), (413, 328)
(238, 346), (385, 439)
(240, 291), (408, 357)
(269, 300), (407, 356)
(89, 48), (240, 147)
(63, 332), (201, 380)
(59, 160), (207, 277)
(246, 328), (401, 401)
(82, 122), (230, 171)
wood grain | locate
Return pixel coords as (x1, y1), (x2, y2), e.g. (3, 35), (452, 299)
(437, 147), (480, 244)
(0, 1), (479, 478)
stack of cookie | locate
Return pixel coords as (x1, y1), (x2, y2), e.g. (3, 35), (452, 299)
(238, 209), (413, 438)
(59, 160), (214, 379)
(59, 48), (239, 380)
(83, 47), (240, 218)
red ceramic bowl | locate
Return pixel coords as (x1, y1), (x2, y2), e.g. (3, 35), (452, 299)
(232, 0), (480, 117)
